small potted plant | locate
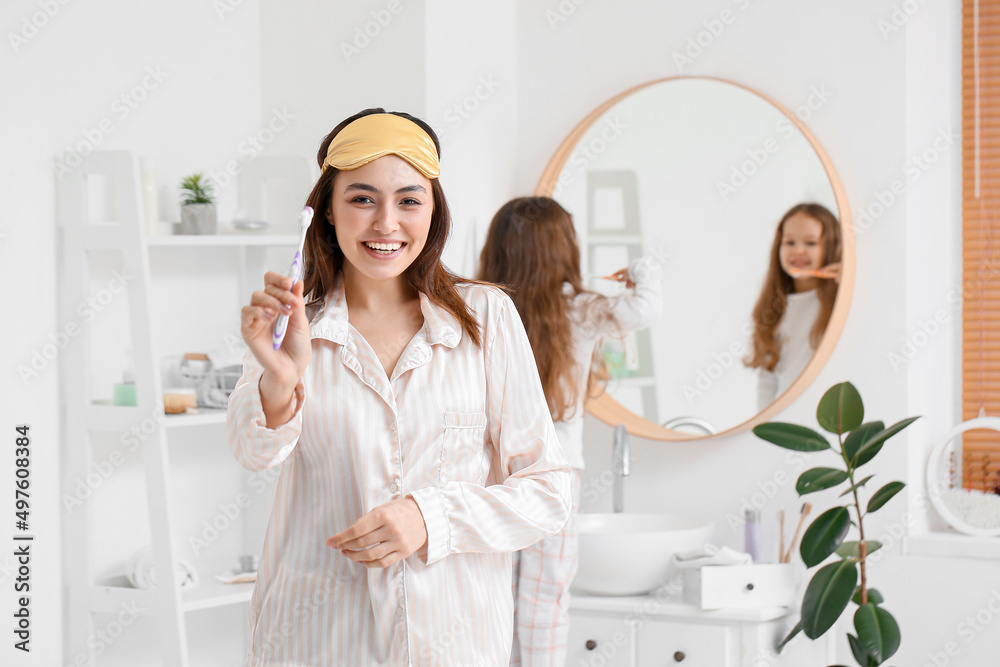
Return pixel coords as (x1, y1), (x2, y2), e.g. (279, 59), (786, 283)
(178, 173), (217, 235)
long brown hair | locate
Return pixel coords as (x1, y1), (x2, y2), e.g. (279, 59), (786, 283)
(301, 108), (481, 346)
(744, 203), (841, 371)
(477, 197), (610, 421)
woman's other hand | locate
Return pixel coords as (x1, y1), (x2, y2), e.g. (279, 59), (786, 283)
(327, 498), (428, 568)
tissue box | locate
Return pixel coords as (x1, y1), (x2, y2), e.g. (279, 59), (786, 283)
(682, 564), (796, 610)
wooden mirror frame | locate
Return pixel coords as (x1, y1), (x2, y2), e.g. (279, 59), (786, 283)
(534, 75), (855, 441)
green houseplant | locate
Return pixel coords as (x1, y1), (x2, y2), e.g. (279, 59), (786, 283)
(752, 382), (918, 666)
(178, 172), (217, 234)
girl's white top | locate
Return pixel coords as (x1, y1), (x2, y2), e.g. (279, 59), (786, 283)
(755, 288), (821, 412)
(227, 280), (571, 666)
(557, 257), (664, 469)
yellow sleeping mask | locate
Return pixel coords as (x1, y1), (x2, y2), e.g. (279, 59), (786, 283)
(321, 113), (440, 179)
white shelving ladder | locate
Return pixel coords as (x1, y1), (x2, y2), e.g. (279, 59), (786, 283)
(59, 151), (191, 666)
(585, 169), (659, 421)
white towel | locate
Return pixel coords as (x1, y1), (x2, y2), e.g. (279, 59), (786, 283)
(126, 546), (199, 590)
(670, 544), (752, 570)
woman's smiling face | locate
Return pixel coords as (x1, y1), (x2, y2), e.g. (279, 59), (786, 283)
(330, 154), (434, 284)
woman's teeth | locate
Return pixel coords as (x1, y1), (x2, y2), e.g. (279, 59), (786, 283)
(364, 241), (402, 253)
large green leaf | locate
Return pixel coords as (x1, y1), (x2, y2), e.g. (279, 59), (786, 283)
(802, 560), (858, 639)
(776, 619), (802, 653)
(801, 506), (852, 567)
(817, 382), (864, 434)
(847, 633), (872, 667)
(855, 603), (901, 663)
(839, 474), (875, 498)
(851, 417), (921, 467)
(868, 482), (906, 514)
(797, 467), (850, 495)
(753, 423), (831, 451)
(853, 587), (885, 606)
(842, 421), (884, 464)
(835, 540), (883, 559)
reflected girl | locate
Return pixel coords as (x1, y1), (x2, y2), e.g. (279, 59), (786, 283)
(744, 203), (841, 412)
(477, 196), (663, 666)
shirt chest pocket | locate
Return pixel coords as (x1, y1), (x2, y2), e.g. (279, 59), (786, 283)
(436, 412), (490, 486)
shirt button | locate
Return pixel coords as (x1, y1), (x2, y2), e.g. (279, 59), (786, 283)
(389, 483), (398, 493)
(389, 421), (396, 431)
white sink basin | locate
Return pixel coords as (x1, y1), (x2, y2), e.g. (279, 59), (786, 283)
(574, 513), (714, 596)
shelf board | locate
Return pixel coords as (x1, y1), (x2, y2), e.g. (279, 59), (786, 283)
(164, 408), (228, 428)
(905, 531), (1000, 560)
(147, 234), (300, 247)
(182, 577), (255, 612)
(88, 404), (228, 428)
(92, 568), (255, 614)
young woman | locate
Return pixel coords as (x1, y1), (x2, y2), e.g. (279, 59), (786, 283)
(477, 196), (663, 666)
(744, 202), (842, 412)
(227, 109), (571, 666)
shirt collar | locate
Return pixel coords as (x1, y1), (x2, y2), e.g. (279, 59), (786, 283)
(308, 276), (462, 349)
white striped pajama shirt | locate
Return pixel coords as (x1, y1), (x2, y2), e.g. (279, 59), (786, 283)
(227, 280), (572, 666)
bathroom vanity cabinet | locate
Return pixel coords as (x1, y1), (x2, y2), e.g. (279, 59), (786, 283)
(567, 592), (818, 667)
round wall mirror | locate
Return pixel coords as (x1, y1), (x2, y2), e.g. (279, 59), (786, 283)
(926, 418), (1000, 537)
(535, 76), (855, 440)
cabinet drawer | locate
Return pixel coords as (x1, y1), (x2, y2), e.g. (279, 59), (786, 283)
(567, 612), (636, 667)
(683, 564), (796, 610)
(638, 621), (732, 667)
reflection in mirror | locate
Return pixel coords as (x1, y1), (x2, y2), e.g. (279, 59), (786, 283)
(538, 77), (848, 438)
(744, 203), (841, 413)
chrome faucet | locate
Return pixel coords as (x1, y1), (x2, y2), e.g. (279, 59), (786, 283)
(612, 424), (630, 513)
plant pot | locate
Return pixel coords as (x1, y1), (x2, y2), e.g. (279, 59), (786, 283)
(180, 203), (217, 235)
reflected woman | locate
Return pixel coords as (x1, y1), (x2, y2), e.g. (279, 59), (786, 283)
(744, 203), (841, 412)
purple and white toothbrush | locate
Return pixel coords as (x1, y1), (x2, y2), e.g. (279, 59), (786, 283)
(272, 206), (314, 350)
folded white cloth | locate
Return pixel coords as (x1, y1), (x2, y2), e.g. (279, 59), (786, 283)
(670, 544), (753, 570)
(126, 546), (199, 590)
(215, 570), (257, 585)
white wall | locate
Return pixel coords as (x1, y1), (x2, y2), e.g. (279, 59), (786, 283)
(1, 0), (262, 664)
(4, 0), (990, 665)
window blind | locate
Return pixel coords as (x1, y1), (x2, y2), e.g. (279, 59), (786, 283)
(962, 0), (1000, 492)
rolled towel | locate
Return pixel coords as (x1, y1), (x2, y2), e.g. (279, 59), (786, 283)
(670, 544), (752, 570)
(126, 546), (199, 591)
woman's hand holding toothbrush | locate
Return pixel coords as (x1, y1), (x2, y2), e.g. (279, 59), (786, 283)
(241, 271), (312, 426)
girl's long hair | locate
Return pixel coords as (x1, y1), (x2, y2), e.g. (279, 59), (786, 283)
(744, 203), (841, 371)
(477, 197), (610, 421)
(301, 108), (481, 347)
